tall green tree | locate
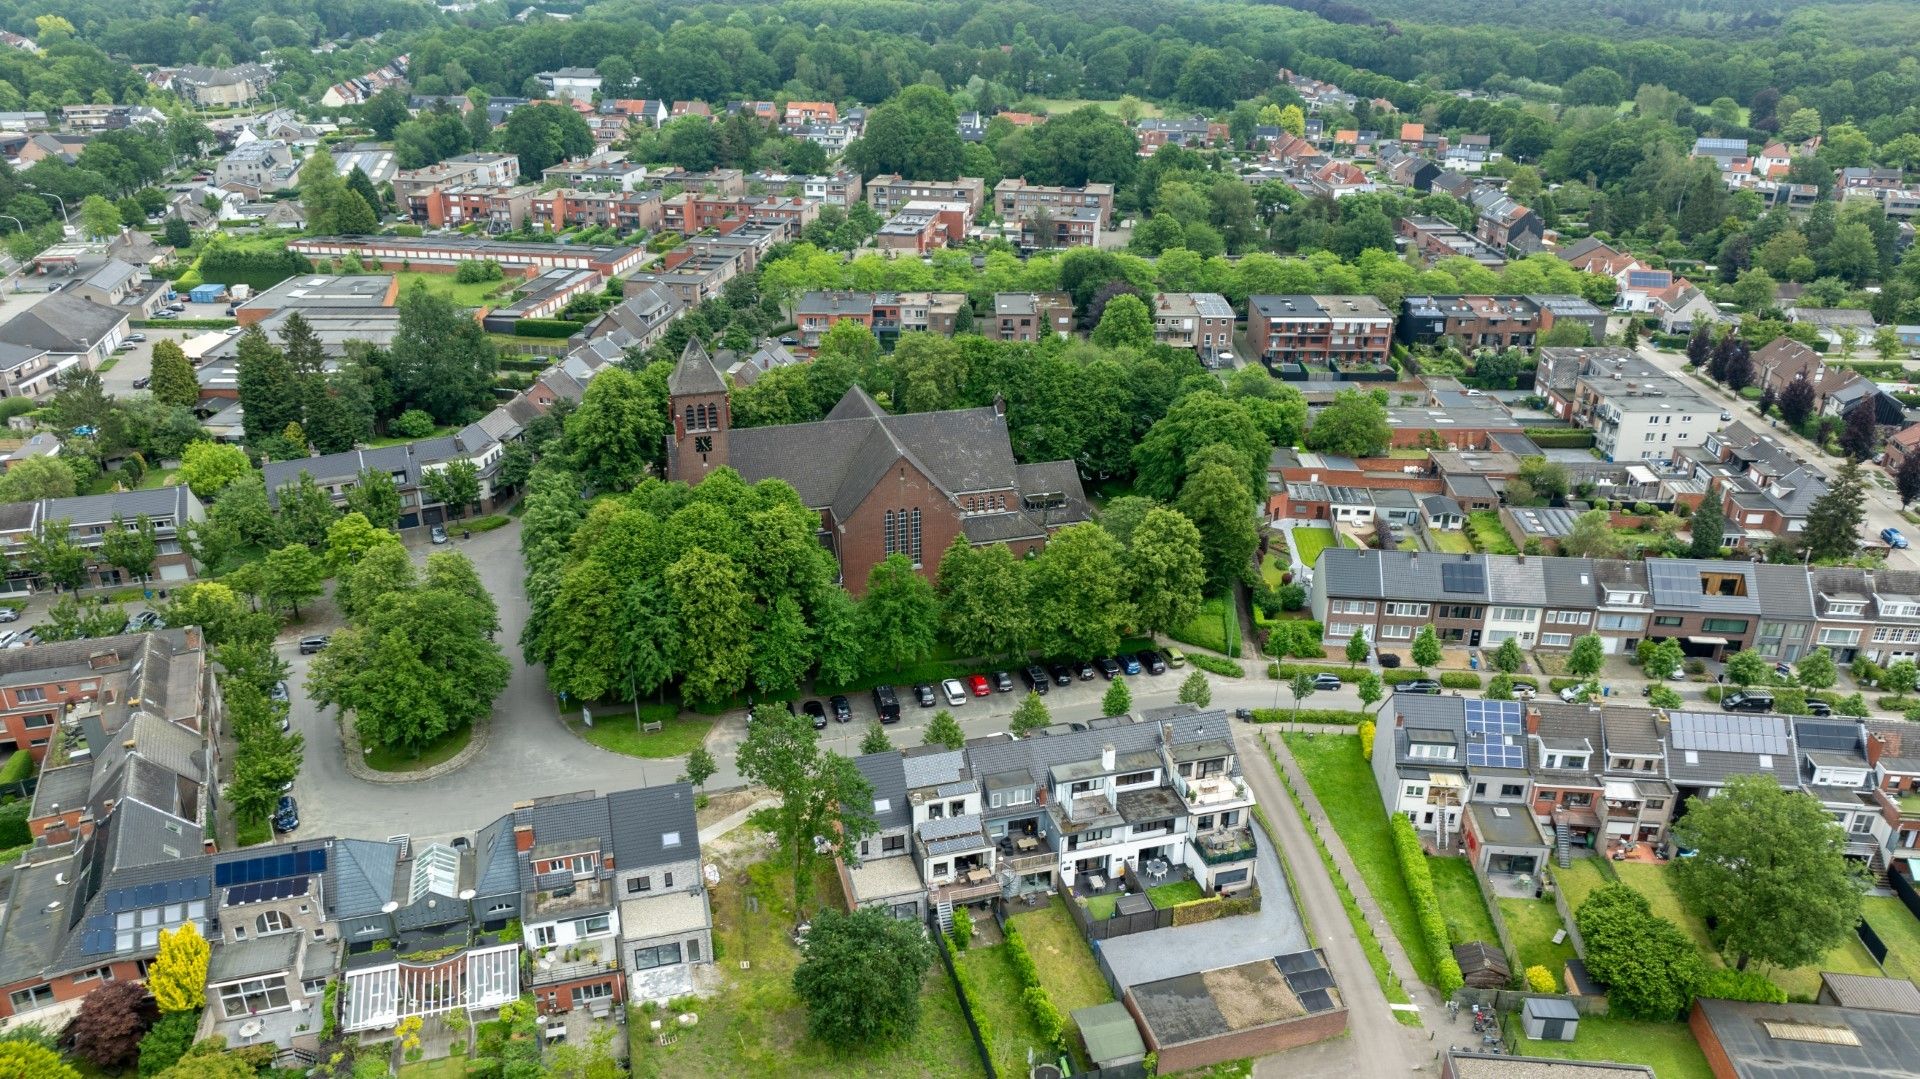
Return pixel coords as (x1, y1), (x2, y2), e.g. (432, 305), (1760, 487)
(1568, 633), (1605, 678)
(1576, 885), (1705, 1020)
(345, 468), (403, 531)
(1132, 391), (1270, 501)
(387, 285), (501, 425)
(1673, 774), (1868, 970)
(101, 515), (158, 582)
(1492, 637), (1525, 674)
(1689, 488), (1726, 557)
(1125, 507), (1206, 638)
(1803, 459), (1867, 562)
(296, 145), (344, 233)
(274, 474), (340, 549)
(1176, 460), (1257, 593)
(843, 84), (963, 180)
(147, 339), (198, 409)
(564, 366), (666, 492)
(859, 555), (938, 673)
(22, 520), (86, 590)
(1009, 692), (1051, 736)
(736, 707), (876, 915)
(0, 456), (74, 503)
(1304, 390), (1390, 457)
(424, 460), (482, 519)
(1091, 293), (1153, 349)
(1026, 524), (1133, 657)
(665, 548), (754, 708)
(177, 441), (252, 500)
(791, 908), (933, 1048)
(923, 709), (965, 750)
(1411, 624), (1442, 670)
(235, 329), (301, 445)
(1795, 648), (1837, 689)
(261, 543), (325, 618)
(1101, 678), (1132, 717)
(936, 539), (1030, 661)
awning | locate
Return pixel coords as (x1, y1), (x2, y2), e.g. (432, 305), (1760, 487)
(1604, 780), (1638, 801)
(1686, 635), (1730, 645)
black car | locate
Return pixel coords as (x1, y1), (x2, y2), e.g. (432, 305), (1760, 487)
(298, 635), (330, 654)
(1312, 674), (1343, 691)
(1395, 680), (1442, 694)
(1721, 691), (1775, 713)
(1096, 656), (1120, 679)
(912, 683), (937, 708)
(873, 684), (901, 723)
(1074, 659), (1096, 681)
(1377, 652), (1402, 668)
(829, 694), (852, 723)
(1022, 665), (1050, 694)
(1137, 649), (1167, 675)
(1049, 662), (1073, 686)
(991, 670), (1014, 693)
(132, 376), (151, 389)
(272, 796), (299, 833)
(1804, 698), (1833, 716)
(802, 699), (828, 729)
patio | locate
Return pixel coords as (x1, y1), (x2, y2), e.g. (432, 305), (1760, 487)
(1099, 841), (1307, 990)
(1487, 870), (1543, 899)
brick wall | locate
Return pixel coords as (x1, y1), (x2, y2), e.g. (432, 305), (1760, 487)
(1135, 997), (1348, 1074)
(1688, 1002), (1739, 1078)
(835, 458), (962, 594)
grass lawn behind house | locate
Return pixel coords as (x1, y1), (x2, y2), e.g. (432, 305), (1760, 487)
(1506, 1014), (1711, 1079)
(1431, 530), (1474, 554)
(1863, 897), (1920, 985)
(1284, 732), (1437, 985)
(1426, 855), (1499, 946)
(393, 269), (512, 308)
(1499, 896), (1577, 986)
(955, 943), (1056, 1079)
(1468, 510), (1520, 554)
(1290, 526), (1339, 569)
(1148, 879), (1205, 909)
(1169, 594), (1240, 657)
(396, 1059), (469, 1079)
(1010, 897), (1113, 1017)
(1083, 893), (1118, 921)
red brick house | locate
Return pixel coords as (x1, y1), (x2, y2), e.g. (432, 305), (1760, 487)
(664, 340), (1091, 591)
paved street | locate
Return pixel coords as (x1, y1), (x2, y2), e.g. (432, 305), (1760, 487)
(1633, 341), (1920, 570)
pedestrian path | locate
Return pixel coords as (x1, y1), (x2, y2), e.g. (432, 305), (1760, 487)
(698, 797), (775, 845)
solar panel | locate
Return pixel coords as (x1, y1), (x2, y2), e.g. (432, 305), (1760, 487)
(215, 848), (325, 887)
(1441, 561), (1485, 594)
(1671, 712), (1790, 755)
(1298, 988), (1335, 1013)
(1286, 967), (1337, 992)
(1275, 950), (1322, 974)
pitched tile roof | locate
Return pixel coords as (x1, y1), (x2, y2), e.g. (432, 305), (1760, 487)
(605, 783), (698, 871)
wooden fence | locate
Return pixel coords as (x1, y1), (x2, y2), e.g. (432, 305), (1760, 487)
(1451, 987), (1611, 1017)
(1468, 861), (1522, 981)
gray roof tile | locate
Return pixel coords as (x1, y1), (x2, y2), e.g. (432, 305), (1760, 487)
(605, 784), (698, 871)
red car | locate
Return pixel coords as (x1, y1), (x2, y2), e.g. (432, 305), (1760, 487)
(967, 674), (991, 697)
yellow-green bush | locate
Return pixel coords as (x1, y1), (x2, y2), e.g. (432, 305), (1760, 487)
(1526, 964), (1558, 993)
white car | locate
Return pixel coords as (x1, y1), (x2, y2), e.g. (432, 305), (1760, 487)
(941, 678), (967, 707)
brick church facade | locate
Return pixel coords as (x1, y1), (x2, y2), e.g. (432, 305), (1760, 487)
(665, 340), (1092, 592)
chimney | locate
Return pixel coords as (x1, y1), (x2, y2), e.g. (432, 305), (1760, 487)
(1101, 744), (1115, 772)
(514, 821), (534, 853)
(1869, 731), (1891, 769)
(1525, 706), (1541, 735)
(1395, 713), (1405, 728)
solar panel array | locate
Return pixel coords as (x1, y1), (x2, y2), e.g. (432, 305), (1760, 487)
(214, 848), (326, 887)
(1464, 699), (1527, 768)
(104, 876), (209, 914)
(1441, 560), (1485, 595)
(1796, 720), (1860, 752)
(1670, 712), (1790, 755)
(226, 874), (309, 907)
(1274, 950), (1340, 1015)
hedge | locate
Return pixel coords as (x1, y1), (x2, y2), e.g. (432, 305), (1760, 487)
(1385, 669), (1481, 687)
(1187, 653), (1244, 677)
(1390, 814), (1465, 995)
(1268, 662), (1358, 682)
(1523, 428), (1597, 449)
(1698, 967), (1787, 1004)
(1003, 922), (1068, 1052)
(1439, 672), (1482, 689)
(950, 954), (997, 1062)
(1650, 332), (1690, 349)
(1248, 707), (1374, 725)
(1170, 892), (1260, 926)
(1260, 619), (1327, 658)
(132, 318), (237, 330)
(506, 318), (583, 339)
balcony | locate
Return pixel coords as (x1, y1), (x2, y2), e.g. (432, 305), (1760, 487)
(1194, 828), (1257, 866)
(530, 935), (620, 987)
(1183, 774), (1249, 809)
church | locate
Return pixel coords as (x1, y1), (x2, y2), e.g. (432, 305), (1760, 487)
(665, 339), (1092, 592)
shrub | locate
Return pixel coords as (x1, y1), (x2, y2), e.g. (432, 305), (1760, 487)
(1359, 719), (1376, 760)
(947, 907), (973, 951)
(1390, 814), (1464, 995)
(1004, 922), (1040, 988)
(464, 1058), (500, 1079)
(951, 958), (997, 1061)
(512, 317), (587, 338)
(1440, 672), (1482, 689)
(1526, 965), (1559, 993)
(1698, 967), (1787, 1003)
(1278, 583), (1306, 610)
(137, 1011), (200, 1076)
(1022, 986), (1068, 1049)
(1269, 662), (1352, 682)
(1248, 708), (1374, 725)
(1523, 428), (1597, 449)
(1187, 653), (1244, 677)
(390, 409), (436, 438)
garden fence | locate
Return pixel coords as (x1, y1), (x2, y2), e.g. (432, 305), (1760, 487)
(1891, 867), (1920, 925)
(1451, 987), (1610, 1017)
(1858, 917), (1890, 967)
(1469, 861), (1522, 979)
(929, 909), (999, 1079)
(1546, 871), (1588, 963)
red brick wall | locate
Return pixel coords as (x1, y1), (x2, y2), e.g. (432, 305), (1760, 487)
(1138, 1000), (1348, 1074)
(1389, 425), (1511, 450)
(1688, 1002), (1739, 1078)
(0, 959), (146, 1020)
(534, 973), (624, 1016)
(835, 457), (962, 594)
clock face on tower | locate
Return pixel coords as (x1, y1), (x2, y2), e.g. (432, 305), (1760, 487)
(694, 435), (713, 455)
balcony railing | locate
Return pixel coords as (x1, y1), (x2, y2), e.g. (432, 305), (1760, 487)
(1194, 828), (1257, 866)
(1003, 850), (1055, 874)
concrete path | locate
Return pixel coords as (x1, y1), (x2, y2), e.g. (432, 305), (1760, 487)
(1233, 723), (1438, 1077)
(697, 798), (775, 845)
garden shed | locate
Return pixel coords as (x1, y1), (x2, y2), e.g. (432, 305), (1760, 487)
(1073, 1001), (1147, 1070)
(1522, 996), (1580, 1042)
(1452, 941), (1510, 989)
(188, 282), (226, 303)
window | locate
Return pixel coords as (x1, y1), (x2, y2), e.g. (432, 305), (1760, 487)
(22, 712), (51, 728)
(948, 800), (965, 816)
(1702, 618), (1749, 634)
(1380, 624), (1413, 640)
(1386, 602), (1430, 618)
(662, 832), (682, 849)
(15, 687), (44, 703)
(1197, 814), (1215, 830)
(1474, 782), (1487, 795)
(255, 911), (290, 935)
(630, 876), (652, 894)
(572, 983), (614, 1006)
(1116, 770), (1155, 786)
(1646, 799), (1665, 810)
(533, 925), (556, 947)
(927, 803), (944, 820)
(1852, 815), (1874, 834)
(1541, 633), (1573, 647)
(1501, 784), (1525, 798)
(218, 976), (290, 1018)
(663, 872), (673, 888)
(1564, 793), (1592, 807)
(8, 985), (51, 1013)
(1599, 614), (1646, 630)
(1820, 628), (1861, 646)
(931, 862), (948, 877)
(576, 914), (611, 936)
(1549, 611), (1591, 625)
(1493, 606), (1536, 621)
(1408, 743), (1455, 760)
(73, 967), (113, 983)
(1654, 616), (1683, 627)
(881, 834), (906, 854)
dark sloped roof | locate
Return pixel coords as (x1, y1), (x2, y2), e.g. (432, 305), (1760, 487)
(605, 783), (698, 870)
(326, 838), (399, 920)
(666, 337), (726, 396)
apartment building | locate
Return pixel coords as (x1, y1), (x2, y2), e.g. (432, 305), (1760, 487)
(1249, 294), (1393, 370)
(288, 235), (648, 278)
(391, 153), (523, 217)
(536, 67), (601, 102)
(994, 179), (1114, 226)
(529, 188), (661, 233)
(1397, 216), (1506, 270)
(866, 175), (986, 219)
(989, 292), (1074, 342)
(874, 201), (969, 254)
(793, 290), (875, 346)
(1569, 363), (1721, 463)
(1150, 293), (1236, 360)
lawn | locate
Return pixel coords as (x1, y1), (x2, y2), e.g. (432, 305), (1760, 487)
(1290, 526), (1339, 570)
(363, 724), (474, 772)
(235, 815), (271, 847)
(1148, 879), (1205, 909)
(1009, 898), (1113, 1033)
(1426, 855), (1499, 946)
(1499, 896), (1577, 986)
(1468, 511), (1519, 554)
(1082, 893), (1118, 921)
(630, 839), (982, 1079)
(565, 703), (713, 760)
(1504, 1014), (1711, 1079)
(397, 1058), (469, 1079)
(393, 270), (512, 308)
(1028, 97), (1164, 118)
(1169, 593), (1241, 657)
(955, 942), (1055, 1079)
(1863, 897), (1920, 984)
(1260, 552), (1287, 587)
(1283, 732), (1437, 985)
(1431, 529), (1473, 554)
(368, 423), (455, 447)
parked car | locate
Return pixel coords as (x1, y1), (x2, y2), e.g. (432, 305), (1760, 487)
(1559, 682), (1599, 703)
(1022, 665), (1049, 694)
(124, 610), (164, 633)
(127, 333), (145, 343)
(967, 674), (991, 697)
(149, 310), (175, 319)
(1164, 647), (1186, 669)
(829, 694), (852, 723)
(1721, 690), (1775, 713)
(1774, 662), (1793, 680)
(223, 325), (242, 336)
(269, 681), (290, 704)
(1120, 654), (1142, 675)
(1312, 674), (1343, 691)
(1804, 698), (1833, 716)
(991, 670), (1014, 692)
(1074, 659), (1096, 681)
(116, 342), (136, 352)
(272, 796), (299, 832)
(1095, 656), (1120, 679)
(1137, 649), (1167, 675)
(0, 608), (18, 623)
(941, 679), (968, 706)
(131, 376), (151, 389)
(913, 683), (937, 708)
(872, 685), (900, 723)
(1397, 680), (1442, 694)
(1885, 527), (1911, 550)
(430, 525), (448, 544)
(1377, 652), (1402, 668)
(1048, 662), (1073, 686)
(801, 699), (828, 729)
(1233, 707), (1253, 720)
(298, 634), (330, 654)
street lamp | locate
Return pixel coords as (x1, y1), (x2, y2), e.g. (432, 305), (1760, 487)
(24, 185), (67, 231)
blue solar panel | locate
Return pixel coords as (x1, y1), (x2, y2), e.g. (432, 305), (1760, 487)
(1441, 561), (1485, 594)
(216, 848), (325, 886)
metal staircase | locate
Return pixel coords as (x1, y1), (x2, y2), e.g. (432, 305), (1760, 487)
(1554, 814), (1572, 868)
(935, 895), (954, 932)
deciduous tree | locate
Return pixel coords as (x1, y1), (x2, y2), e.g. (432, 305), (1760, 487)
(346, 467), (403, 531)
(1576, 885), (1704, 1019)
(1179, 670), (1212, 708)
(1026, 524), (1133, 657)
(101, 514), (158, 582)
(859, 555), (938, 673)
(1304, 389), (1390, 458)
(1010, 692), (1051, 736)
(68, 979), (155, 1071)
(1091, 293), (1153, 349)
(1796, 647), (1838, 689)
(0, 455), (74, 503)
(1412, 625), (1442, 670)
(1126, 507), (1206, 636)
(1778, 378), (1817, 427)
(1673, 774), (1868, 970)
(792, 908), (934, 1047)
(738, 708), (876, 914)
(1177, 459), (1258, 594)
(261, 543), (325, 618)
(149, 923), (208, 1013)
(1568, 633), (1605, 678)
(936, 539), (1029, 661)
(1492, 637), (1524, 674)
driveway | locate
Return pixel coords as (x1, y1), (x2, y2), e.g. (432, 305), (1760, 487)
(1097, 839), (1307, 989)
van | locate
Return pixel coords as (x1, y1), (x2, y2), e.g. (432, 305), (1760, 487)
(1720, 691), (1775, 713)
(871, 684), (900, 724)
(1164, 647), (1187, 669)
